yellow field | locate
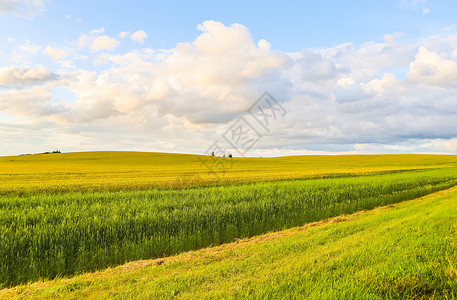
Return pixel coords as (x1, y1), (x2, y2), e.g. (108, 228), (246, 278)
(1, 151), (457, 194)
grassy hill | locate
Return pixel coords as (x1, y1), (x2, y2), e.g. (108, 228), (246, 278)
(1, 186), (456, 299)
(1, 151), (457, 194)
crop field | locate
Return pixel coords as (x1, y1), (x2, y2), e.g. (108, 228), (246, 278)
(0, 152), (457, 295)
(3, 185), (455, 299)
(1, 152), (457, 194)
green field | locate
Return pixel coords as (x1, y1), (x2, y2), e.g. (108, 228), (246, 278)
(1, 152), (457, 298)
(1, 186), (456, 299)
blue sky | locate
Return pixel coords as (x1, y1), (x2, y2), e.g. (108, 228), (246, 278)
(3, 1), (457, 51)
(1, 0), (457, 156)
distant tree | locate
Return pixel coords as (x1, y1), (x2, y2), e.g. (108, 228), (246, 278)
(223, 154), (226, 157)
(211, 152), (215, 156)
(228, 154), (232, 158)
(36, 150), (61, 155)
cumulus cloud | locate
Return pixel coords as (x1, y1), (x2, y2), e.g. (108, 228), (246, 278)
(43, 46), (67, 60)
(78, 28), (120, 52)
(70, 21), (287, 125)
(0, 66), (58, 87)
(2, 21), (457, 155)
(0, 0), (44, 18)
(118, 31), (130, 39)
(407, 47), (457, 87)
(0, 87), (64, 118)
(131, 30), (147, 43)
(90, 36), (119, 52)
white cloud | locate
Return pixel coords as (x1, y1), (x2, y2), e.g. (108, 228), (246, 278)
(118, 31), (130, 39)
(90, 35), (119, 52)
(422, 138), (457, 152)
(90, 36), (119, 52)
(90, 27), (105, 34)
(6, 40), (42, 65)
(2, 21), (286, 125)
(2, 21), (457, 155)
(384, 32), (404, 43)
(131, 30), (148, 44)
(43, 46), (67, 60)
(0, 87), (54, 117)
(78, 29), (119, 52)
(0, 66), (58, 86)
(18, 40), (41, 54)
(407, 46), (457, 86)
(0, 0), (44, 18)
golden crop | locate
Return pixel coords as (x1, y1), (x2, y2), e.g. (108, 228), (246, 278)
(1, 151), (456, 194)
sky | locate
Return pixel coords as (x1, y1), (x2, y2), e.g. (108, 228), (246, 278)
(1, 0), (457, 157)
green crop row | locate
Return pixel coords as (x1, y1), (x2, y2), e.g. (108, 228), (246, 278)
(1, 168), (456, 288)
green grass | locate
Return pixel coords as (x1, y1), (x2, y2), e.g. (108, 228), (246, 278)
(1, 167), (457, 288)
(2, 185), (456, 299)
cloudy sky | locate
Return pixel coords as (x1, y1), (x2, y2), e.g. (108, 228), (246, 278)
(1, 0), (457, 156)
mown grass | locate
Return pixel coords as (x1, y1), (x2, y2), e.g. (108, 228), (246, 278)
(1, 167), (456, 288)
(2, 185), (456, 299)
(1, 152), (457, 194)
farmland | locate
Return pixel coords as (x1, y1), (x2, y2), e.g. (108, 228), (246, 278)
(1, 183), (457, 299)
(0, 152), (457, 296)
(1, 151), (457, 194)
